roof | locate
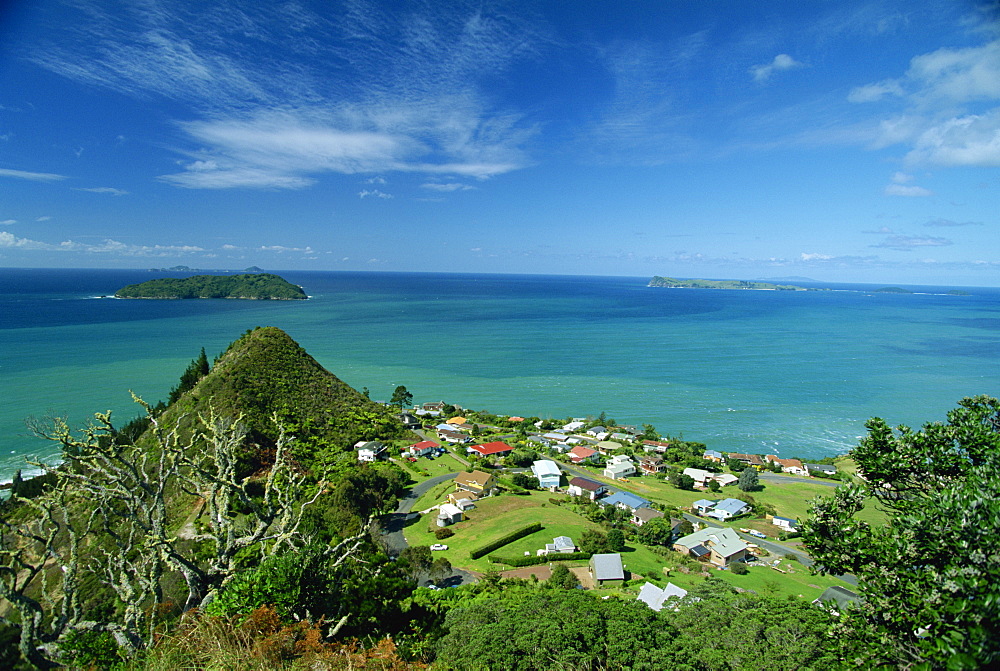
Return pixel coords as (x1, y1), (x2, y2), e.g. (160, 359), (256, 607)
(713, 498), (749, 515)
(815, 585), (862, 609)
(455, 470), (494, 488)
(469, 441), (514, 456)
(682, 467), (711, 481)
(409, 440), (439, 450)
(438, 503), (463, 517)
(693, 499), (717, 509)
(602, 490), (650, 510)
(568, 445), (597, 458)
(675, 527), (747, 558)
(447, 416), (468, 425)
(632, 507), (664, 522)
(806, 463), (837, 472)
(590, 553), (625, 581)
(713, 473), (738, 485)
(767, 455), (805, 469)
(552, 536), (575, 551)
(531, 460), (561, 477)
(704, 450), (723, 459)
(604, 462), (634, 475)
(637, 582), (689, 611)
(569, 476), (603, 491)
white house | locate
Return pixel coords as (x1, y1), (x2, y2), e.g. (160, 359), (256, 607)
(567, 476), (607, 500)
(531, 459), (562, 490)
(436, 503), (464, 527)
(682, 467), (713, 487)
(603, 461), (636, 480)
(705, 498), (751, 521)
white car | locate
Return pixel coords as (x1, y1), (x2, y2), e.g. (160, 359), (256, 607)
(430, 543), (448, 551)
(748, 530), (767, 539)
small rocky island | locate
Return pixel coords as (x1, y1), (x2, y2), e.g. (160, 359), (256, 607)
(115, 273), (307, 300)
(648, 276), (812, 291)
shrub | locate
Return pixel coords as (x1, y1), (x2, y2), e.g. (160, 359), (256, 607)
(435, 527), (454, 540)
(785, 552), (799, 562)
(469, 523), (543, 559)
(731, 562), (749, 575)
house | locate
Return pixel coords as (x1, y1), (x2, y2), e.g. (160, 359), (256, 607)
(639, 455), (665, 474)
(406, 440), (439, 457)
(637, 582), (688, 612)
(542, 536), (577, 555)
(603, 461), (636, 480)
(397, 413), (422, 429)
(568, 445), (599, 464)
(806, 463), (838, 476)
(446, 416), (469, 426)
(438, 429), (472, 444)
(567, 476), (607, 500)
(692, 499), (718, 515)
(586, 425), (608, 437)
(422, 401), (446, 412)
(454, 470), (497, 498)
(436, 503), (464, 527)
(531, 460), (562, 489)
(673, 527), (748, 567)
(703, 449), (724, 462)
(729, 453), (765, 469)
(771, 515), (799, 531)
(355, 441), (387, 462)
(705, 498), (751, 521)
(642, 440), (672, 453)
(631, 507), (664, 526)
(589, 553), (626, 586)
(682, 467), (713, 487)
(467, 441), (514, 458)
(813, 586), (862, 614)
(596, 440), (622, 454)
(563, 420), (586, 431)
(765, 455), (808, 476)
(453, 497), (476, 511)
(609, 432), (633, 443)
(600, 490), (650, 512)
(543, 431), (570, 443)
(711, 473), (739, 487)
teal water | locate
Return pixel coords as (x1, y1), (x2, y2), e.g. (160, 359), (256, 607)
(1, 268), (997, 481)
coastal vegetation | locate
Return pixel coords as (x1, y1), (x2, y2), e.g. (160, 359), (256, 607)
(0, 327), (995, 669)
(115, 273), (307, 300)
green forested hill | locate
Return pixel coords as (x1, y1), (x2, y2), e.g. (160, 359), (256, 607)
(115, 273), (307, 299)
(163, 326), (414, 467)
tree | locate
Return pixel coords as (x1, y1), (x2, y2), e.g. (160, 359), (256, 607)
(727, 458), (746, 473)
(669, 472), (695, 491)
(801, 396), (1000, 669)
(636, 517), (675, 547)
(737, 467), (759, 492)
(548, 564), (579, 589)
(397, 546), (432, 582)
(510, 472), (535, 490)
(429, 557), (452, 586)
(389, 385), (412, 410)
(606, 528), (626, 552)
(578, 529), (610, 554)
(167, 347), (210, 404)
(707, 479), (721, 493)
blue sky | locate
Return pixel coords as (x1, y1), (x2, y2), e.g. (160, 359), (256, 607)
(1, 0), (998, 285)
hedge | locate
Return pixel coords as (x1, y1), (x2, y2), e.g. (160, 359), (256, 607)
(468, 523), (543, 559)
(488, 551), (592, 567)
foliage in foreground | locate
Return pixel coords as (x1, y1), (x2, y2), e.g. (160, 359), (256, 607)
(802, 395), (1000, 669)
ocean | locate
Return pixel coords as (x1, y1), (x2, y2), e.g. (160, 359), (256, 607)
(1, 267), (997, 481)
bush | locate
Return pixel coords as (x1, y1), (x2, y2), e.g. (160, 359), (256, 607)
(731, 562), (749, 575)
(435, 527), (454, 540)
(469, 523), (543, 559)
(785, 552), (799, 562)
(489, 551), (592, 567)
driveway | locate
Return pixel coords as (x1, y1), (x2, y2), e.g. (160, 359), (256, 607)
(381, 472), (457, 556)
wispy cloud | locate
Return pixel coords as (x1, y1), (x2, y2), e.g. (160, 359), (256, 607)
(1, 219), (15, 226)
(421, 182), (474, 192)
(885, 183), (933, 197)
(750, 54), (805, 82)
(871, 235), (953, 250)
(0, 230), (205, 256)
(0, 168), (67, 182)
(75, 187), (129, 196)
(31, 1), (539, 190)
(924, 217), (983, 227)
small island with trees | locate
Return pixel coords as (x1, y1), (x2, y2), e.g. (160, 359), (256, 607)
(648, 276), (813, 291)
(115, 273), (307, 300)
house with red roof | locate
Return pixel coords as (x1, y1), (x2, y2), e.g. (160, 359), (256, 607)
(406, 440), (439, 457)
(568, 445), (599, 464)
(467, 441), (515, 458)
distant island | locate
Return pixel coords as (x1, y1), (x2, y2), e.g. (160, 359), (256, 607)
(648, 276), (814, 291)
(115, 273), (307, 300)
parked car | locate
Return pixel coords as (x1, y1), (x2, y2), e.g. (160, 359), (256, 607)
(430, 543), (448, 551)
(748, 530), (767, 539)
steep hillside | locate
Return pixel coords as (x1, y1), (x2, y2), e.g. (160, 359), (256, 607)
(162, 326), (414, 469)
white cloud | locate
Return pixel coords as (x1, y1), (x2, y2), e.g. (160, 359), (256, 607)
(848, 79), (905, 103)
(800, 252), (833, 261)
(872, 235), (952, 250)
(904, 111), (1000, 167)
(36, 216), (51, 222)
(0, 168), (67, 182)
(359, 189), (393, 199)
(421, 182), (474, 192)
(890, 171), (913, 184)
(884, 184), (933, 197)
(924, 218), (983, 227)
(0, 219), (15, 225)
(260, 245), (314, 253)
(750, 54), (804, 82)
(75, 187), (129, 196)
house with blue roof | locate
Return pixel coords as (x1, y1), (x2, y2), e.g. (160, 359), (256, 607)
(600, 490), (651, 512)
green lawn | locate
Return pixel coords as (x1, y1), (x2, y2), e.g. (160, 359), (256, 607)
(411, 478), (457, 513)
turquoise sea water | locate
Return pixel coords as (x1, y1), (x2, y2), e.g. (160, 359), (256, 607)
(1, 268), (998, 481)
